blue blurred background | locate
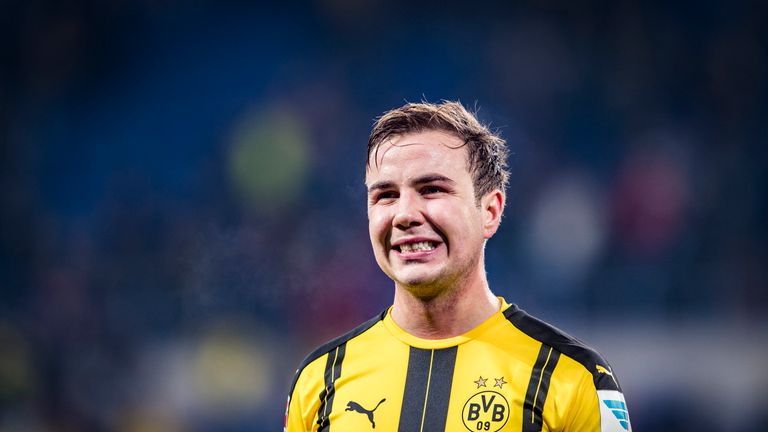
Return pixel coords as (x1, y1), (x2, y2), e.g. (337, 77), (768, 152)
(1, 0), (767, 431)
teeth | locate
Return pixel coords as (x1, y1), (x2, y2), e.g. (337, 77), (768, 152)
(399, 241), (436, 253)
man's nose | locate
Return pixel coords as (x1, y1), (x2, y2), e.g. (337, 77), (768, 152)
(392, 191), (425, 229)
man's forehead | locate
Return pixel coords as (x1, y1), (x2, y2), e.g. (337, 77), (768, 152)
(367, 130), (468, 171)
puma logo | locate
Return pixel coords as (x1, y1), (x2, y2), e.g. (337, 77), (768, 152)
(345, 398), (386, 428)
(596, 364), (619, 386)
(596, 365), (614, 377)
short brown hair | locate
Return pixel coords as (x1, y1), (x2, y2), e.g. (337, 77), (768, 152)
(367, 101), (510, 200)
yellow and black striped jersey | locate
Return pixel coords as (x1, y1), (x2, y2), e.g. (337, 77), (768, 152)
(285, 298), (631, 432)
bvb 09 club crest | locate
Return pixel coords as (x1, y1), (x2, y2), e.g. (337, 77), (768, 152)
(462, 391), (510, 431)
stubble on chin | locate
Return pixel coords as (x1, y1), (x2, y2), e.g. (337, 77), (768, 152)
(395, 249), (484, 302)
(393, 265), (464, 302)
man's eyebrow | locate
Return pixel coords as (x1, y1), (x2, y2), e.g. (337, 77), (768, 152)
(367, 181), (395, 194)
(411, 174), (455, 186)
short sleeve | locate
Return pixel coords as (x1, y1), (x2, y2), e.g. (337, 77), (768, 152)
(564, 365), (632, 432)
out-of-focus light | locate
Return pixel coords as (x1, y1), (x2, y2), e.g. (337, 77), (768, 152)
(135, 325), (274, 423)
(613, 137), (691, 256)
(192, 326), (272, 414)
(0, 323), (35, 400)
(525, 172), (607, 289)
(228, 108), (311, 214)
(116, 408), (181, 432)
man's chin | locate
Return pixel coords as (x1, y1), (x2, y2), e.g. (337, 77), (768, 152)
(394, 274), (450, 299)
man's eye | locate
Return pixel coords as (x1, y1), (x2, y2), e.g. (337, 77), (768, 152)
(373, 191), (397, 202)
(421, 186), (444, 195)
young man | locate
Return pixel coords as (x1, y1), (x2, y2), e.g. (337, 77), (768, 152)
(284, 102), (631, 432)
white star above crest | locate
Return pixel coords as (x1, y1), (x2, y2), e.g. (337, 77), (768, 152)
(473, 376), (488, 388)
(494, 377), (507, 388)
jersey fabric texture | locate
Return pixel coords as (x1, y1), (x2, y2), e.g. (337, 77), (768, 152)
(285, 298), (631, 432)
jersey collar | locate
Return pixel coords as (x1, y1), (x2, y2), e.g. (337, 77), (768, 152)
(382, 296), (514, 349)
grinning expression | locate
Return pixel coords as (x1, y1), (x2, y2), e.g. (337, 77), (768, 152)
(365, 130), (500, 297)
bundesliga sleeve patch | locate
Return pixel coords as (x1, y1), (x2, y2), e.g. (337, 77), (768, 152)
(597, 390), (631, 431)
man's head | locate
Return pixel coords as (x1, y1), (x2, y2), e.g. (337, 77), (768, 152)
(367, 101), (509, 203)
(364, 101), (510, 297)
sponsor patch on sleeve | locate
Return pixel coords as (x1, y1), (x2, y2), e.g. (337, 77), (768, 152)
(597, 390), (631, 432)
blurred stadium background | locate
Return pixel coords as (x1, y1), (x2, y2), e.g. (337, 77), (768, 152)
(1, 1), (767, 431)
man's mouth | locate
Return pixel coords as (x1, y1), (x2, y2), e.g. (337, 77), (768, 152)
(394, 241), (438, 253)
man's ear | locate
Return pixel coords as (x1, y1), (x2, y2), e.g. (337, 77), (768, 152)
(481, 189), (505, 239)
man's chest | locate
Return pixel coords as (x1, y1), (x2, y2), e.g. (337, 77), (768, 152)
(318, 343), (544, 432)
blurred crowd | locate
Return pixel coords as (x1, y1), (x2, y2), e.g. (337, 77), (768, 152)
(1, 1), (766, 431)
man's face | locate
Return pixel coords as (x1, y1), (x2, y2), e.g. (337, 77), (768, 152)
(365, 130), (501, 297)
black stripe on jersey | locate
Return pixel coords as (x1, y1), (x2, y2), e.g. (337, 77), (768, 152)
(399, 348), (431, 430)
(522, 344), (561, 432)
(504, 304), (621, 392)
(316, 344), (346, 431)
(287, 310), (387, 402)
(423, 347), (458, 431)
(317, 349), (337, 425)
(398, 346), (458, 432)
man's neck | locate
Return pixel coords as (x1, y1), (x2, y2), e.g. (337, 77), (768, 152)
(390, 277), (500, 340)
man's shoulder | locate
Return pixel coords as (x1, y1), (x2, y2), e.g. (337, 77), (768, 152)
(502, 304), (621, 392)
(288, 310), (388, 394)
(300, 310), (387, 368)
